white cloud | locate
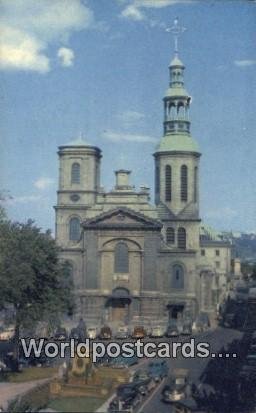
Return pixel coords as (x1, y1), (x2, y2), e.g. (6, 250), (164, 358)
(135, 0), (194, 7)
(102, 130), (157, 143)
(234, 59), (256, 67)
(57, 47), (74, 67)
(205, 207), (238, 220)
(6, 195), (42, 205)
(117, 110), (145, 125)
(121, 4), (145, 20)
(0, 0), (94, 73)
(0, 25), (50, 73)
(120, 0), (194, 21)
(34, 177), (55, 190)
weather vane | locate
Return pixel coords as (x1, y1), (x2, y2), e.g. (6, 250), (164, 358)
(166, 17), (187, 55)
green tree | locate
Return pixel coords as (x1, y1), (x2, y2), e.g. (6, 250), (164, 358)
(0, 190), (9, 222)
(0, 219), (74, 367)
(251, 265), (256, 281)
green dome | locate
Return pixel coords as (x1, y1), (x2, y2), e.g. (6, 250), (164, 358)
(155, 133), (200, 154)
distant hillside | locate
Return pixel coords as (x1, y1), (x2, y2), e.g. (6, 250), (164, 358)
(221, 232), (256, 262)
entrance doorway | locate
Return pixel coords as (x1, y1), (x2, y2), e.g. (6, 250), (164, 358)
(111, 299), (129, 322)
(106, 288), (131, 324)
(167, 304), (185, 323)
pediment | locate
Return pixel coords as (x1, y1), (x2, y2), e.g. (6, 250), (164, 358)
(82, 207), (162, 229)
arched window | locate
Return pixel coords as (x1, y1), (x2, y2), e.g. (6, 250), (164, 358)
(178, 227), (186, 249)
(180, 165), (188, 202)
(71, 163), (80, 184)
(194, 166), (198, 202)
(69, 217), (80, 241)
(171, 264), (184, 289)
(114, 242), (129, 273)
(155, 166), (160, 195)
(165, 165), (172, 201)
(166, 227), (175, 244)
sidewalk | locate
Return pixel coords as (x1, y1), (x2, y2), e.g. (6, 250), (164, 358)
(0, 379), (49, 411)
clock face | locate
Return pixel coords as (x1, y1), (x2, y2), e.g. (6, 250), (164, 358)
(70, 194), (80, 202)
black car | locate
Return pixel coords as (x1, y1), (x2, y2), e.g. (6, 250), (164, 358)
(108, 383), (141, 412)
(166, 324), (179, 337)
(53, 328), (68, 341)
(69, 327), (80, 340)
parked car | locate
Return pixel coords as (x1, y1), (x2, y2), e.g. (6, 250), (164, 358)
(132, 370), (155, 394)
(0, 326), (15, 341)
(241, 355), (256, 375)
(69, 327), (80, 340)
(109, 383), (141, 412)
(131, 326), (147, 339)
(162, 368), (190, 403)
(148, 360), (168, 382)
(150, 325), (165, 338)
(0, 359), (8, 372)
(166, 324), (179, 337)
(115, 325), (129, 339)
(53, 328), (68, 341)
(87, 327), (98, 339)
(110, 355), (138, 368)
(181, 323), (192, 336)
(250, 332), (256, 350)
(99, 326), (112, 340)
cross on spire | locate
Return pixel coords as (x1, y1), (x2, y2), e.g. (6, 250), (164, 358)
(166, 17), (187, 55)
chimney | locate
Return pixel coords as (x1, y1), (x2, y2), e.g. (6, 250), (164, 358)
(115, 170), (132, 189)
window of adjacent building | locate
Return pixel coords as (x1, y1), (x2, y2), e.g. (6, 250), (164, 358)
(201, 249), (205, 256)
(171, 264), (184, 289)
(215, 249), (220, 256)
(69, 217), (80, 241)
(71, 162), (80, 184)
(180, 165), (188, 202)
(166, 227), (175, 244)
(155, 166), (160, 195)
(216, 261), (220, 269)
(114, 242), (129, 273)
(194, 166), (198, 202)
(165, 165), (172, 201)
(178, 227), (186, 249)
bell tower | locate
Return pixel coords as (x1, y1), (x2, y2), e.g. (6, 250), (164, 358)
(154, 18), (201, 249)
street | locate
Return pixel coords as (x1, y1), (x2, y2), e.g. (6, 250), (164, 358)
(135, 327), (242, 413)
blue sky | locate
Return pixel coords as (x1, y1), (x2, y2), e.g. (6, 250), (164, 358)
(0, 0), (255, 234)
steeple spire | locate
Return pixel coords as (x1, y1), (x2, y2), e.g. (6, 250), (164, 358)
(163, 18), (191, 136)
(166, 17), (187, 57)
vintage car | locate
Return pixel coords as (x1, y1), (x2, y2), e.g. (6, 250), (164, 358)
(109, 383), (142, 412)
(0, 326), (15, 341)
(131, 326), (147, 339)
(87, 327), (98, 339)
(99, 326), (112, 340)
(110, 355), (138, 368)
(166, 324), (179, 337)
(115, 325), (129, 339)
(162, 369), (190, 403)
(148, 360), (168, 382)
(150, 325), (165, 338)
(181, 323), (192, 336)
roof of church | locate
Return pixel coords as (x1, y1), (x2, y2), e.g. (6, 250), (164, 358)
(82, 206), (162, 229)
(64, 137), (91, 147)
(155, 133), (200, 154)
(169, 55), (185, 67)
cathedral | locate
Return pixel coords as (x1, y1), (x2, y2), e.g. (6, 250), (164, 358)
(54, 27), (231, 326)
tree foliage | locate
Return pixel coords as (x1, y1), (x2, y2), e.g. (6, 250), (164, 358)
(0, 219), (74, 331)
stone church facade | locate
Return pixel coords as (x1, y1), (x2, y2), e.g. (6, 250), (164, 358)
(54, 48), (231, 325)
